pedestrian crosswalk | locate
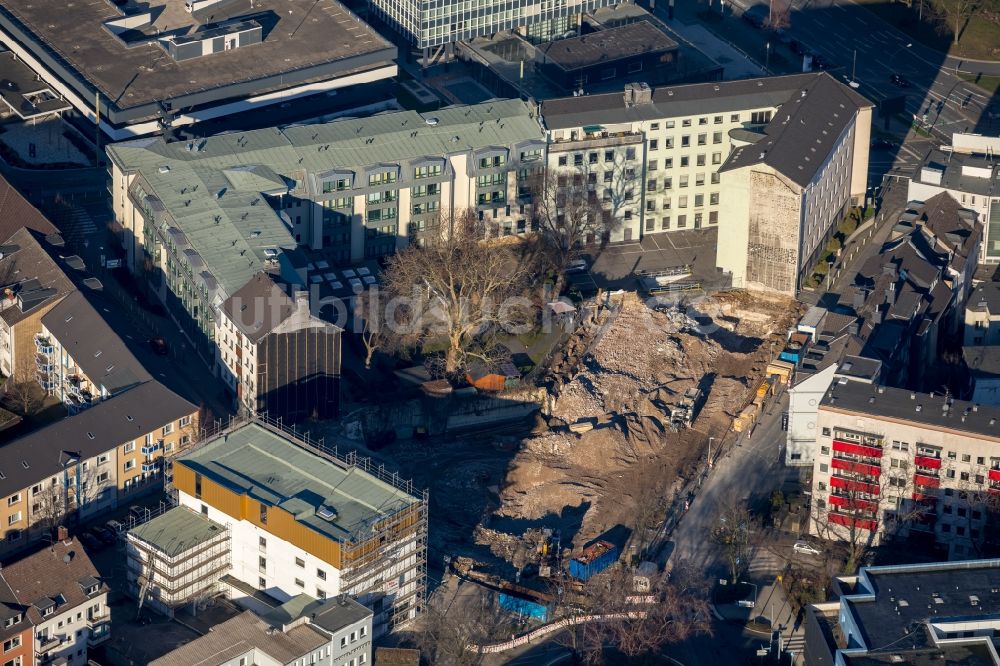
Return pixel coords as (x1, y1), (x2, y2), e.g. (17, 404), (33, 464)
(782, 631), (805, 658)
(56, 205), (98, 246)
(747, 549), (785, 577)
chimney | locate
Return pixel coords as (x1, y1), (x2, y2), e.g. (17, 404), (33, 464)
(57, 525), (69, 543)
(623, 82), (652, 108)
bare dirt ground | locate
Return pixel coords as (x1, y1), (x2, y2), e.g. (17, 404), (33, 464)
(485, 290), (803, 557)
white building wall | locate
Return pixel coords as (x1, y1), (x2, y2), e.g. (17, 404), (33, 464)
(35, 593), (108, 666)
(800, 115), (856, 270)
(785, 365), (837, 467)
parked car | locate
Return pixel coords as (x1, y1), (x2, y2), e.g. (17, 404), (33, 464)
(106, 519), (124, 533)
(565, 259), (589, 274)
(889, 73), (911, 88)
(94, 527), (116, 545)
(871, 137), (899, 151)
(129, 505), (147, 522)
(793, 541), (821, 555)
(742, 4), (769, 28)
(148, 337), (169, 356)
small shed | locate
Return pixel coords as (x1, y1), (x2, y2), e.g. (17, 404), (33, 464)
(546, 300), (577, 330)
(466, 361), (521, 392)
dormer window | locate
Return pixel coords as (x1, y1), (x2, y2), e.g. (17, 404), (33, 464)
(3, 613), (21, 628)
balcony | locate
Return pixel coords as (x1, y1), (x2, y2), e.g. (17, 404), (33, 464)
(141, 443), (161, 456)
(827, 494), (878, 513)
(141, 461), (160, 474)
(830, 475), (880, 495)
(34, 335), (54, 356)
(914, 455), (942, 469)
(989, 468), (1000, 482)
(831, 458), (881, 477)
(87, 619), (110, 646)
(828, 512), (877, 531)
(36, 634), (60, 653)
(832, 439), (882, 458)
(35, 354), (54, 372)
(912, 491), (938, 503)
(914, 473), (941, 489)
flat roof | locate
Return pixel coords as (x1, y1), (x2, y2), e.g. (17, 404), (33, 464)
(0, 0), (394, 117)
(912, 149), (1000, 197)
(821, 380), (1000, 441)
(176, 422), (420, 543)
(0, 51), (70, 118)
(264, 593), (371, 634)
(128, 506), (226, 558)
(540, 22), (677, 72)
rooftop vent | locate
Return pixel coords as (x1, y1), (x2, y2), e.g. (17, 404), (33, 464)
(316, 504), (338, 522)
(158, 165), (171, 174)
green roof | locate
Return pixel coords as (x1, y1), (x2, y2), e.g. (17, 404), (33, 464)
(175, 423), (420, 544)
(128, 506), (227, 558)
(106, 100), (541, 295)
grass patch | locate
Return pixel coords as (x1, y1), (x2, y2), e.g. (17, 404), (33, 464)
(853, 0), (1000, 61)
(912, 123), (933, 138)
(959, 71), (1000, 95)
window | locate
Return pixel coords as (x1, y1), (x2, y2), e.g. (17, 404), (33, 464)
(295, 557), (305, 568)
(892, 441), (909, 452)
(604, 150), (614, 163)
(573, 154), (583, 167)
(258, 577), (267, 588)
(647, 179), (657, 192)
(713, 132), (723, 144)
(179, 415), (192, 427)
(6, 494), (18, 507)
(712, 152), (722, 165)
(651, 122), (660, 130)
(709, 211), (718, 224)
(648, 160), (658, 171)
(822, 428), (830, 436)
(195, 473), (202, 499)
(977, 457), (985, 465)
(97, 454), (109, 465)
(677, 214), (687, 228)
(664, 157), (673, 168)
(259, 556), (267, 573)
(947, 469), (956, 479)
(696, 154), (706, 167)
(414, 164), (442, 179)
(948, 451), (957, 459)
(889, 477), (906, 488)
(731, 114), (740, 122)
(661, 216), (671, 230)
(259, 536), (267, 549)
(649, 139), (659, 151)
(625, 147), (636, 161)
(124, 441), (135, 453)
(161, 423), (173, 436)
(819, 464), (828, 473)
(682, 119), (691, 127)
(976, 474), (985, 485)
(558, 155), (567, 167)
(680, 156), (689, 167)
(30, 484), (41, 494)
(96, 472), (109, 484)
(961, 472), (970, 481)
(962, 454), (972, 462)
(588, 152), (598, 164)
(678, 196), (688, 209)
(3, 636), (20, 652)
(316, 588), (327, 600)
(201, 504), (208, 515)
(123, 460), (136, 472)
(710, 192), (720, 205)
(368, 171), (397, 186)
(6, 513), (19, 526)
(679, 175), (689, 188)
(694, 194), (704, 207)
(295, 578), (304, 588)
(750, 110), (772, 124)
(711, 172), (721, 184)
(890, 459), (908, 470)
(317, 568), (327, 581)
(260, 504), (268, 525)
(697, 134), (706, 146)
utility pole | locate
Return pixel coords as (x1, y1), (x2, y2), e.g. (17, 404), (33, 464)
(708, 436), (715, 469)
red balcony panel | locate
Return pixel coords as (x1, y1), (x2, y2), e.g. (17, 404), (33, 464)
(828, 512), (877, 531)
(914, 455), (942, 469)
(990, 486), (1000, 495)
(989, 469), (1000, 482)
(914, 473), (941, 488)
(828, 494), (878, 512)
(832, 440), (882, 458)
(831, 458), (881, 476)
(912, 492), (937, 503)
(830, 476), (880, 495)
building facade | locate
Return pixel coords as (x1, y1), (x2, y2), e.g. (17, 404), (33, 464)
(0, 537), (109, 666)
(810, 381), (1000, 559)
(0, 380), (197, 552)
(171, 420), (427, 637)
(217, 273), (342, 421)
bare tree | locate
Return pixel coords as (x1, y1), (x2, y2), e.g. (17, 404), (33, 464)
(937, 0), (979, 43)
(628, 458), (672, 561)
(355, 289), (390, 370)
(528, 170), (610, 294)
(711, 499), (758, 583)
(380, 209), (530, 375)
(4, 365), (42, 417)
(765, 0), (791, 30)
(413, 586), (514, 666)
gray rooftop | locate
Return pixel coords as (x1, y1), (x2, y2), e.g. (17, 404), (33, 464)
(821, 381), (1000, 441)
(128, 506), (226, 558)
(844, 560), (1000, 656)
(175, 422), (420, 543)
(0, 51), (70, 119)
(0, 380), (196, 498)
(264, 593), (372, 634)
(150, 610), (328, 666)
(912, 149), (1000, 198)
(107, 99), (541, 296)
(0, 0), (394, 117)
(967, 282), (1000, 316)
(220, 272), (295, 344)
(42, 290), (152, 395)
(539, 22), (677, 71)
(721, 73), (872, 188)
(0, 227), (75, 327)
(964, 346), (1000, 379)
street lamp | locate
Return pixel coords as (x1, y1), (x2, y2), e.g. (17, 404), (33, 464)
(765, 42), (771, 74)
(739, 580), (759, 610)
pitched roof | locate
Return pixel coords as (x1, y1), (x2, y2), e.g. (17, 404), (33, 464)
(0, 380), (196, 498)
(721, 73), (872, 188)
(149, 610), (328, 666)
(0, 175), (58, 242)
(219, 272), (296, 344)
(967, 281), (1000, 316)
(0, 538), (106, 625)
(0, 227), (75, 326)
(42, 290), (152, 395)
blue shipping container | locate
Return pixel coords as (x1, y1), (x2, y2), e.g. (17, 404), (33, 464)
(569, 541), (619, 581)
(498, 592), (549, 621)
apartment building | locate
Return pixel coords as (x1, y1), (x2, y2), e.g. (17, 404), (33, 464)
(965, 281), (1000, 346)
(217, 273), (342, 420)
(538, 73), (871, 265)
(907, 133), (1000, 264)
(0, 536), (109, 666)
(36, 290), (153, 413)
(171, 419), (427, 637)
(805, 559), (1000, 665)
(0, 380), (197, 551)
(151, 600), (372, 666)
(0, 227), (75, 378)
(106, 100), (544, 357)
(0, 596), (33, 666)
(810, 380), (1000, 559)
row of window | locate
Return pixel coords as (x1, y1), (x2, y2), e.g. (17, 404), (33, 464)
(645, 193), (720, 211)
(643, 212), (718, 231)
(649, 153), (723, 170)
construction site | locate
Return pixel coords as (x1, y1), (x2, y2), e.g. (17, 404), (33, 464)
(349, 288), (802, 614)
